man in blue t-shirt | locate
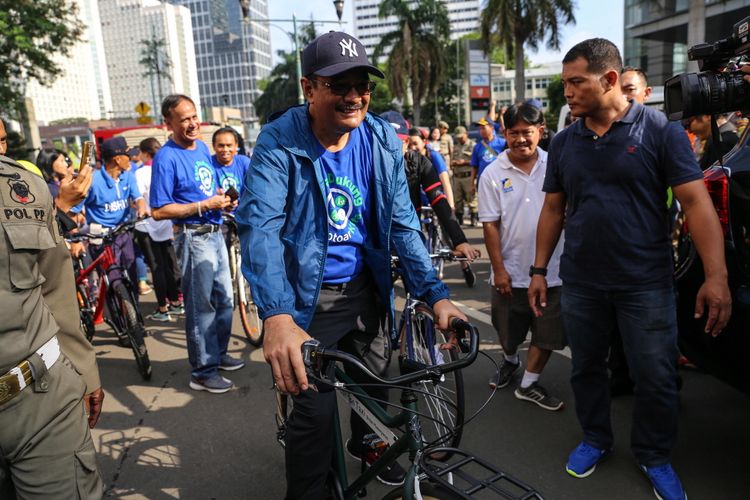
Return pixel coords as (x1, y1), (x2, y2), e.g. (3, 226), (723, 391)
(470, 117), (506, 183)
(150, 94), (242, 394)
(529, 39), (731, 500)
(211, 127), (251, 202)
(73, 136), (146, 291)
(236, 32), (465, 497)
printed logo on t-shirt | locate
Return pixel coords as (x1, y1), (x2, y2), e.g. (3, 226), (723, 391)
(194, 161), (215, 197)
(501, 178), (514, 193)
(325, 173), (363, 242)
(482, 148), (497, 164)
(219, 173), (239, 191)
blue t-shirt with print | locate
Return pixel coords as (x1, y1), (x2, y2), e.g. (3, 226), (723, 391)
(321, 122), (373, 283)
(212, 154), (251, 212)
(150, 139), (222, 225)
(72, 167), (142, 228)
(428, 149), (447, 175)
(471, 135), (506, 180)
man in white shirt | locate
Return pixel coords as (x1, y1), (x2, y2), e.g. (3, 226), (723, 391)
(478, 102), (566, 411)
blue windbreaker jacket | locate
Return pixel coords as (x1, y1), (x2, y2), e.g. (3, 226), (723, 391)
(236, 105), (449, 331)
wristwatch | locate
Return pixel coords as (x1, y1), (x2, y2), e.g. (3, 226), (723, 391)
(529, 266), (548, 277)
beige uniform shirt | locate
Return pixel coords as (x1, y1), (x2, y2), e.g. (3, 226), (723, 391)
(0, 155), (100, 392)
(452, 139), (476, 173)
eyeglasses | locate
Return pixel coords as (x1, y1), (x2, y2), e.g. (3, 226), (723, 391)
(310, 78), (376, 96)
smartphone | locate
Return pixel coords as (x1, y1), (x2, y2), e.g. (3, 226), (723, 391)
(78, 141), (94, 173)
(225, 186), (239, 202)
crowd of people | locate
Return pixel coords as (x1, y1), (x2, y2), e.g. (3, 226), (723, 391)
(0, 28), (739, 500)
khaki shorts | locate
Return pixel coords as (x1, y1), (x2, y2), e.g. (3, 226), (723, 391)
(490, 286), (566, 352)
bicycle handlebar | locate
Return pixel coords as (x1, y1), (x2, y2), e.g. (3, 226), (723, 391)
(64, 218), (143, 243)
(301, 317), (479, 387)
(391, 248), (470, 264)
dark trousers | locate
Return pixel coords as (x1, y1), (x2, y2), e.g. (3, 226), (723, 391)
(134, 230), (181, 308)
(89, 231), (137, 289)
(285, 273), (388, 500)
(562, 283), (679, 466)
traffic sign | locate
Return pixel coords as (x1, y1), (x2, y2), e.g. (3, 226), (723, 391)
(135, 102), (151, 116)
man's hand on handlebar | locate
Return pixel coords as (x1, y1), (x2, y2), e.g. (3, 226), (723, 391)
(263, 314), (313, 395)
(432, 298), (467, 331)
(453, 242), (481, 262)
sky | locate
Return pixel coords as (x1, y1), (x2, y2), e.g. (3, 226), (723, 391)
(267, 0), (625, 66)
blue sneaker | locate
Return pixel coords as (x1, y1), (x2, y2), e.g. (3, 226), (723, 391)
(219, 354), (246, 371)
(565, 442), (610, 478)
(641, 463), (687, 500)
(189, 374), (233, 394)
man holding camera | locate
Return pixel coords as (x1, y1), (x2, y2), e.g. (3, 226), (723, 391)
(151, 94), (243, 394)
(529, 38), (731, 500)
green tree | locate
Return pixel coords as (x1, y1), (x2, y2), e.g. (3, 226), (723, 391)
(0, 0), (84, 117)
(480, 0), (575, 101)
(254, 23), (317, 124)
(140, 33), (173, 114)
(546, 74), (565, 131)
(373, 0), (450, 125)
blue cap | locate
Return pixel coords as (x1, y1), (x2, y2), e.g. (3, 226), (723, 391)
(101, 136), (129, 161)
(302, 31), (384, 78)
(525, 98), (543, 109)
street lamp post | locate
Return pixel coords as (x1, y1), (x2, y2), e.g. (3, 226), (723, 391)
(241, 1), (347, 106)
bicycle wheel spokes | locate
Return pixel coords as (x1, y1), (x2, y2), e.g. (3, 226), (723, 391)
(234, 246), (264, 346)
(399, 304), (465, 455)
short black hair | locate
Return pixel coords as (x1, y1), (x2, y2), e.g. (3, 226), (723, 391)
(407, 127), (425, 139)
(563, 38), (622, 74)
(161, 94), (195, 119)
(621, 66), (649, 85)
(35, 148), (69, 183)
(139, 137), (161, 157)
(212, 126), (240, 145)
(503, 103), (544, 129)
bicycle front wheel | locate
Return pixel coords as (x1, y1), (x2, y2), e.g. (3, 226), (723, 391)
(113, 282), (152, 380)
(234, 246), (263, 346)
(399, 304), (465, 455)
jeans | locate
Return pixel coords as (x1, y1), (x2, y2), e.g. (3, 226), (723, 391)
(561, 283), (679, 466)
(174, 229), (234, 379)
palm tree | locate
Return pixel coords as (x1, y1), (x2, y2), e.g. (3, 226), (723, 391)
(373, 0), (450, 125)
(481, 0), (575, 102)
(140, 33), (172, 114)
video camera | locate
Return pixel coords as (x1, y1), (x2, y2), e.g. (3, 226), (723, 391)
(665, 16), (750, 120)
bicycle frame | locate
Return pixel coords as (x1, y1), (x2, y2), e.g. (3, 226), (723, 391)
(74, 242), (133, 327)
(329, 367), (428, 499)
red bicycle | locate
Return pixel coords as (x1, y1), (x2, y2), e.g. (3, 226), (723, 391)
(68, 220), (152, 380)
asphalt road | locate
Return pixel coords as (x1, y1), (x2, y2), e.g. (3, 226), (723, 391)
(90, 226), (750, 499)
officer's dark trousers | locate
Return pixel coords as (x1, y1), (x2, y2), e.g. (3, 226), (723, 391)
(0, 354), (103, 499)
(285, 272), (389, 500)
(562, 283), (680, 467)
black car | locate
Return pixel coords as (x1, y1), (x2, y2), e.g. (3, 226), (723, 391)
(674, 127), (750, 394)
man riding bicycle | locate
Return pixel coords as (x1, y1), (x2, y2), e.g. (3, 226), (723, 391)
(72, 137), (147, 320)
(236, 32), (466, 499)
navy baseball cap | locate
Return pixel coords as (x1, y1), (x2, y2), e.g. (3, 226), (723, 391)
(302, 31), (384, 79)
(101, 136), (129, 161)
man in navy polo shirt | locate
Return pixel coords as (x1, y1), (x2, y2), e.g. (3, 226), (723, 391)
(72, 136), (146, 290)
(150, 94), (243, 394)
(529, 39), (731, 500)
(470, 117), (506, 183)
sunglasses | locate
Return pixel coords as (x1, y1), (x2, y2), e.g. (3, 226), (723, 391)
(310, 78), (377, 96)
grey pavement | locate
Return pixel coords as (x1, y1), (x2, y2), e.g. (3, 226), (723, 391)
(90, 226), (750, 499)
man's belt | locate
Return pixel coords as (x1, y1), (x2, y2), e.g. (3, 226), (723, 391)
(0, 336), (60, 406)
(453, 171), (472, 178)
(177, 223), (221, 235)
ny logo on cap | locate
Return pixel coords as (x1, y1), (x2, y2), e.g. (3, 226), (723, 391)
(339, 38), (358, 58)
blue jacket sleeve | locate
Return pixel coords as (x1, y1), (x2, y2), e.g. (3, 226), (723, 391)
(235, 127), (297, 320)
(389, 153), (450, 306)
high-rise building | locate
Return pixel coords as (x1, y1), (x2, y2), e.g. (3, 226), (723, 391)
(624, 0), (750, 86)
(25, 0), (112, 124)
(353, 0), (480, 56)
(171, 0), (272, 125)
(98, 0), (200, 120)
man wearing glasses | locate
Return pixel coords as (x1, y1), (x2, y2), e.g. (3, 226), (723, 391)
(237, 32), (465, 498)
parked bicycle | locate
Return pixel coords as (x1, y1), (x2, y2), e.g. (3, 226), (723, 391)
(276, 319), (544, 499)
(223, 213), (263, 346)
(67, 219), (152, 380)
(420, 206), (452, 280)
